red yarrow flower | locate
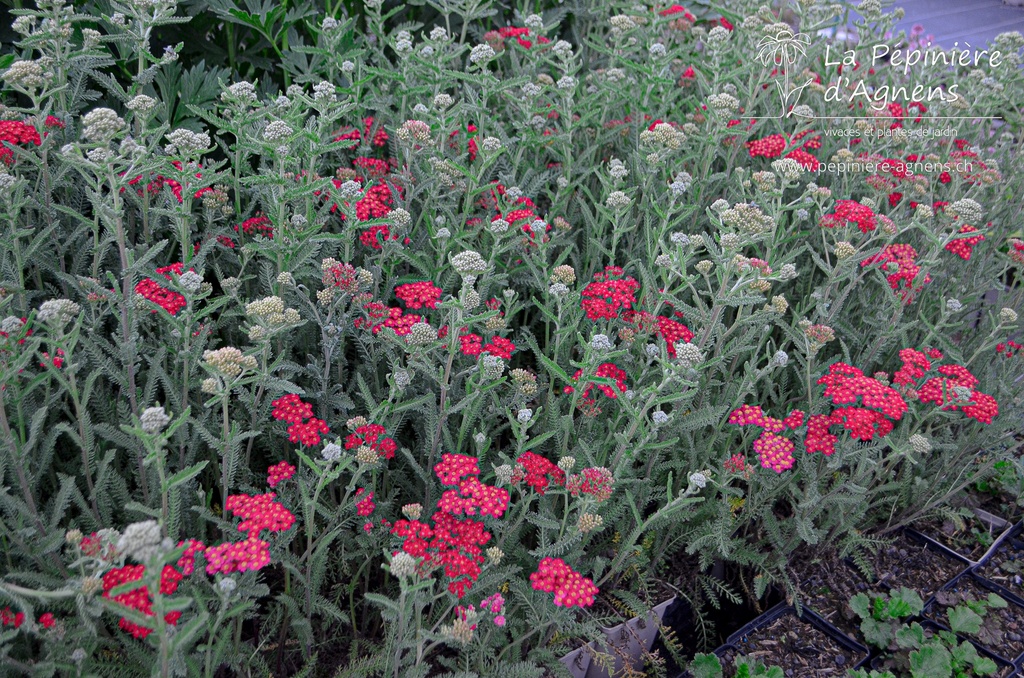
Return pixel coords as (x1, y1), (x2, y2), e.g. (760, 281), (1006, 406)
(267, 461), (296, 488)
(395, 281), (443, 310)
(344, 423), (397, 460)
(530, 558), (599, 608)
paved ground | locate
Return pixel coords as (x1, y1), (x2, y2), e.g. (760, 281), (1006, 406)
(885, 0), (1024, 49)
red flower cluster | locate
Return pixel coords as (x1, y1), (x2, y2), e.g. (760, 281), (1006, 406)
(102, 538), (206, 639)
(656, 316), (695, 356)
(917, 363), (998, 424)
(580, 266), (641, 321)
(512, 452), (565, 495)
(267, 461), (295, 488)
(997, 341), (1023, 358)
(861, 244), (931, 302)
(356, 488), (376, 516)
(565, 467), (614, 502)
(135, 263), (188, 315)
(353, 156), (391, 179)
(359, 224), (397, 249)
(945, 225), (985, 261)
(819, 200), (878, 233)
(785, 148), (821, 170)
(0, 120), (41, 164)
(564, 363), (629, 411)
(723, 453), (747, 474)
(226, 492), (296, 539)
(395, 281), (442, 310)
(357, 181), (398, 222)
(448, 123), (478, 162)
(38, 612), (55, 629)
(235, 215), (274, 239)
(484, 25), (551, 50)
(746, 134), (786, 159)
(205, 539), (271, 575)
(271, 393), (331, 447)
(458, 332), (515, 360)
(334, 117), (389, 147)
(530, 558), (598, 608)
(354, 301), (420, 336)
(344, 423), (398, 460)
(391, 454), (507, 597)
(102, 564), (185, 638)
(1, 607), (24, 629)
(438, 477), (510, 519)
(659, 4), (695, 20)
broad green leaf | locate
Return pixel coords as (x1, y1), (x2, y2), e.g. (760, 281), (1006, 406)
(910, 643), (952, 678)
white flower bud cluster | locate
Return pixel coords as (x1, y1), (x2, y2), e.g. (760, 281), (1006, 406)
(127, 94), (158, 113)
(482, 355), (505, 379)
(388, 208), (412, 228)
(390, 551), (417, 578)
(3, 60), (46, 89)
(652, 411), (669, 426)
(706, 93), (740, 113)
(591, 334), (613, 351)
(675, 342), (704, 367)
(517, 408), (533, 423)
(313, 81), (336, 101)
(909, 434), (932, 454)
(223, 81), (257, 104)
(606, 191), (632, 209)
(407, 322), (436, 346)
(469, 44), (496, 64)
(38, 298), (81, 326)
(117, 520), (164, 563)
(948, 198), (983, 225)
(140, 406), (171, 433)
(262, 120), (293, 142)
(670, 172), (692, 196)
(203, 347), (257, 377)
(82, 108), (124, 141)
(608, 158), (629, 180)
(165, 128), (209, 156)
(451, 250), (488, 274)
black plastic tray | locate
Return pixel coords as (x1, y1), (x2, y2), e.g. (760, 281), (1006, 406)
(725, 601), (870, 669)
(974, 521), (1024, 607)
(923, 570), (1024, 664)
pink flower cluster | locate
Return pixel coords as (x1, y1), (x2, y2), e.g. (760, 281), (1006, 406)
(267, 461), (295, 488)
(512, 452), (565, 495)
(530, 558), (599, 608)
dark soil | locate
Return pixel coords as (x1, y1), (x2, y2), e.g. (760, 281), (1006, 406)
(978, 532), (1024, 601)
(913, 514), (1008, 561)
(864, 533), (969, 599)
(721, 612), (866, 677)
(791, 551), (870, 643)
(925, 577), (1024, 661)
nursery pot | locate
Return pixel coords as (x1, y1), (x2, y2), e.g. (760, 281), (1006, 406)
(558, 642), (594, 678)
(585, 596), (677, 678)
(924, 570), (1024, 664)
(973, 520), (1024, 606)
